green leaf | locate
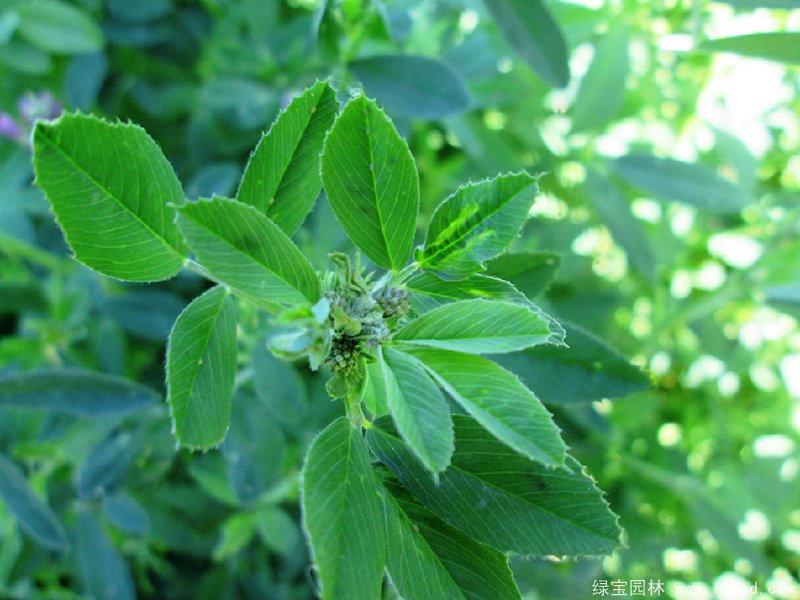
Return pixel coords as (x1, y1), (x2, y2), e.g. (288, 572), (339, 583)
(252, 342), (309, 426)
(177, 196), (320, 307)
(700, 32), (800, 65)
(485, 252), (561, 299)
(609, 154), (752, 213)
(363, 360), (389, 417)
(0, 452), (68, 551)
(714, 0), (797, 7)
(349, 55), (470, 119)
(77, 429), (140, 500)
(405, 347), (566, 467)
(223, 391), (286, 504)
(75, 508), (135, 600)
(482, 0), (569, 88)
(571, 24), (629, 131)
(416, 172), (538, 277)
(383, 478), (522, 600)
(166, 286), (238, 450)
(33, 113), (187, 281)
(583, 170), (656, 280)
(405, 272), (528, 314)
(762, 281), (800, 318)
(17, 0), (104, 54)
(102, 492), (150, 536)
(0, 368), (158, 415)
(395, 299), (550, 354)
(321, 94), (419, 271)
(237, 80), (338, 234)
(380, 348), (453, 476)
(369, 415), (621, 556)
(301, 418), (386, 600)
(495, 321), (650, 404)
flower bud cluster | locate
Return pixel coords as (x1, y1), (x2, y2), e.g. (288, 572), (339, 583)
(373, 286), (410, 317)
(320, 254), (409, 376)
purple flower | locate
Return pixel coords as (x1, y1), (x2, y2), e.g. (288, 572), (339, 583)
(0, 113), (23, 141)
(17, 91), (62, 124)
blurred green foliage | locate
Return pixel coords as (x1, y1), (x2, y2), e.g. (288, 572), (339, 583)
(0, 0), (799, 598)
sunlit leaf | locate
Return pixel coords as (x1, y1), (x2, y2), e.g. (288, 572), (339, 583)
(237, 80), (338, 234)
(369, 415), (621, 556)
(166, 286), (237, 450)
(33, 113), (187, 281)
(301, 418), (386, 600)
(321, 95), (419, 271)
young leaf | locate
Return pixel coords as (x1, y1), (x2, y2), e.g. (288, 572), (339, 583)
(405, 272), (528, 313)
(394, 299), (550, 354)
(321, 94), (419, 271)
(237, 80), (338, 234)
(571, 24), (629, 132)
(349, 54), (470, 119)
(301, 418), (386, 600)
(383, 479), (522, 600)
(404, 347), (567, 467)
(495, 321), (650, 404)
(0, 452), (68, 551)
(699, 32), (800, 65)
(380, 348), (453, 476)
(610, 154), (752, 213)
(369, 415), (621, 556)
(166, 286), (237, 450)
(0, 368), (158, 415)
(33, 113), (187, 281)
(482, 0), (569, 88)
(416, 172), (538, 277)
(177, 197), (320, 307)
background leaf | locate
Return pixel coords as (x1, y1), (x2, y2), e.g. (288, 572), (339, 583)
(166, 285), (237, 450)
(17, 0), (104, 54)
(0, 369), (158, 415)
(301, 418), (386, 600)
(33, 113), (186, 281)
(77, 429), (140, 500)
(571, 24), (629, 131)
(700, 32), (800, 65)
(321, 95), (419, 270)
(485, 252), (561, 299)
(177, 197), (320, 307)
(369, 415), (621, 556)
(381, 348), (453, 476)
(416, 172), (538, 276)
(349, 54), (470, 119)
(252, 341), (309, 426)
(495, 321), (650, 404)
(482, 0), (570, 88)
(583, 170), (656, 280)
(406, 347), (567, 467)
(74, 508), (136, 600)
(0, 452), (68, 551)
(610, 154), (752, 213)
(237, 80), (338, 234)
(395, 299), (550, 354)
